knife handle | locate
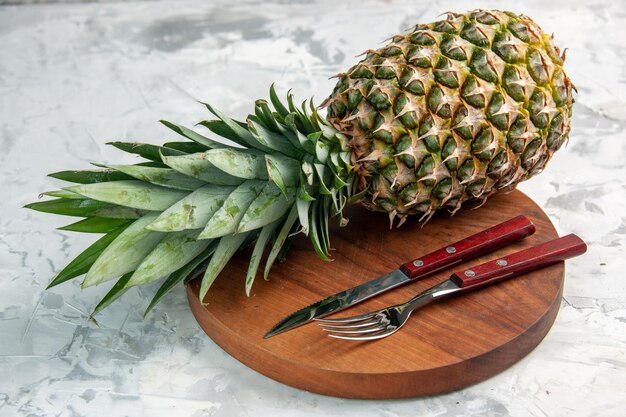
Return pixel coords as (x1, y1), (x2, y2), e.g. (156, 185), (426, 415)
(450, 234), (587, 289)
(399, 215), (535, 280)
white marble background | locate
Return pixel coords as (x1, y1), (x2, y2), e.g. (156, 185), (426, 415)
(1, 0), (624, 416)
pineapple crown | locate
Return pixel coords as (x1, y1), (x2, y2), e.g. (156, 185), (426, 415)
(26, 85), (359, 314)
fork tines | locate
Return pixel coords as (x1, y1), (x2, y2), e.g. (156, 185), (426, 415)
(314, 313), (397, 340)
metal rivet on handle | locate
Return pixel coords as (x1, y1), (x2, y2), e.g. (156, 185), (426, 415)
(446, 246), (456, 254)
(413, 260), (424, 267)
(496, 259), (508, 266)
(464, 270), (475, 277)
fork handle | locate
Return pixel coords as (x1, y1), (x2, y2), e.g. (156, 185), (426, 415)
(399, 215), (535, 280)
(450, 234), (587, 290)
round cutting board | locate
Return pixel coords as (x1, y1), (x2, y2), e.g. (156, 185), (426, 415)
(186, 190), (564, 399)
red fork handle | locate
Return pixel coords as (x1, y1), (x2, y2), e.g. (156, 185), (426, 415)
(450, 234), (587, 289)
(399, 215), (536, 280)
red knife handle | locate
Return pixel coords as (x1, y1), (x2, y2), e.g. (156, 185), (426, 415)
(450, 234), (587, 289)
(399, 215), (535, 280)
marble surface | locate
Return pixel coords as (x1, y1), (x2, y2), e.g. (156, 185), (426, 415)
(1, 0), (625, 416)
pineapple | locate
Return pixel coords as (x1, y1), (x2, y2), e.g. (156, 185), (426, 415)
(26, 10), (573, 315)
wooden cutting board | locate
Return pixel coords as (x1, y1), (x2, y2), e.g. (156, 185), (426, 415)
(186, 190), (564, 399)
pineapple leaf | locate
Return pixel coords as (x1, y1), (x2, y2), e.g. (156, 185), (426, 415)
(132, 161), (168, 168)
(273, 119), (303, 151)
(298, 171), (316, 202)
(163, 141), (208, 154)
(315, 139), (330, 164)
(40, 190), (84, 199)
(58, 217), (132, 233)
(308, 199), (331, 261)
(161, 152), (244, 186)
(147, 184), (234, 232)
(107, 141), (186, 162)
(25, 198), (108, 217)
(198, 120), (250, 148)
(245, 222), (278, 296)
(320, 196), (331, 253)
(65, 180), (189, 211)
(82, 212), (165, 287)
(264, 205), (299, 280)
(198, 180), (264, 239)
(339, 151), (351, 168)
(126, 230), (212, 288)
(91, 272), (133, 316)
(314, 163), (333, 195)
(48, 169), (132, 184)
(144, 242), (217, 316)
(269, 83), (290, 119)
(90, 205), (146, 219)
(333, 172), (348, 189)
(265, 154), (300, 197)
(203, 148), (269, 180)
(296, 198), (311, 235)
(199, 232), (250, 303)
(104, 164), (206, 191)
(201, 102), (273, 153)
(299, 101), (316, 134)
(286, 91), (298, 113)
(160, 120), (226, 149)
(238, 183), (295, 233)
(46, 223), (130, 289)
(254, 99), (280, 131)
(308, 131), (322, 146)
(284, 113), (314, 154)
(248, 118), (302, 158)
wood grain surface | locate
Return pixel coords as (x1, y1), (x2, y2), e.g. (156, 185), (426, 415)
(186, 190), (564, 399)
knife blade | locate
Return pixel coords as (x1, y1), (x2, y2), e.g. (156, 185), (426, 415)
(264, 215), (536, 338)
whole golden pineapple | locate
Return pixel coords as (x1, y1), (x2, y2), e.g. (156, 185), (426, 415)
(325, 9), (573, 226)
(27, 10), (573, 315)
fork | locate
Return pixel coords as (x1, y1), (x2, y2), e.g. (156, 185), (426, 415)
(316, 234), (587, 341)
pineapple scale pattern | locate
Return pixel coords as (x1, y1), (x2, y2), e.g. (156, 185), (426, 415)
(325, 10), (574, 226)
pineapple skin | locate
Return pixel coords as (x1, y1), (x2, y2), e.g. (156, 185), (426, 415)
(325, 10), (574, 226)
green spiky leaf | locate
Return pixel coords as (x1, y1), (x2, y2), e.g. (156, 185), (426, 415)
(264, 204), (299, 280)
(126, 230), (212, 288)
(107, 141), (187, 162)
(40, 190), (84, 199)
(48, 169), (132, 184)
(105, 164), (207, 191)
(245, 222), (278, 296)
(144, 243), (217, 316)
(265, 154), (300, 197)
(82, 212), (165, 287)
(46, 223), (130, 289)
(247, 119), (301, 158)
(147, 184), (235, 232)
(199, 232), (250, 303)
(58, 217), (133, 233)
(160, 120), (226, 149)
(203, 148), (269, 180)
(238, 183), (295, 233)
(65, 180), (189, 211)
(201, 102), (273, 152)
(296, 198), (311, 235)
(91, 272), (133, 316)
(198, 180), (264, 239)
(198, 120), (250, 148)
(163, 141), (209, 154)
(269, 83), (290, 119)
(25, 198), (108, 217)
(161, 152), (244, 185)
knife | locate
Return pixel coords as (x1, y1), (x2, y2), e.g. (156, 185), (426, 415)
(264, 215), (536, 339)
